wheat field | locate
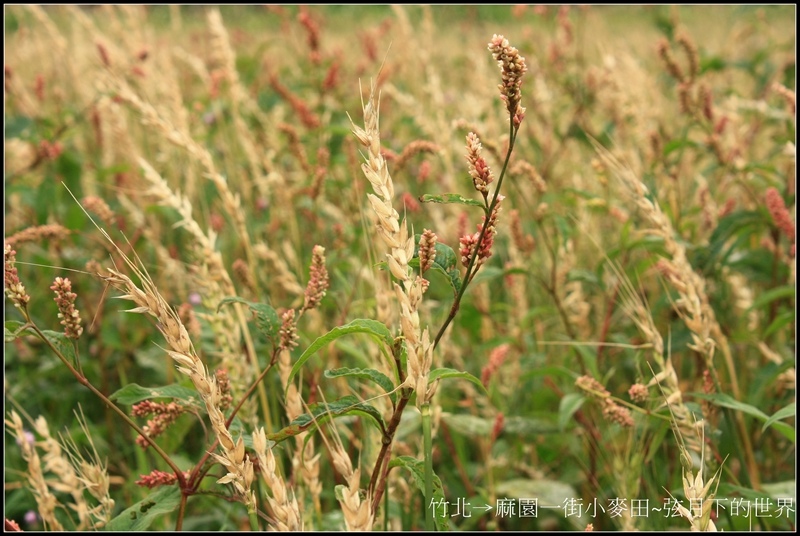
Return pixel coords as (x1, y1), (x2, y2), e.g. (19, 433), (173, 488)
(3, 5), (795, 531)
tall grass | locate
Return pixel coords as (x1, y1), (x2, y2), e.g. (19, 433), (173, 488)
(4, 5), (795, 531)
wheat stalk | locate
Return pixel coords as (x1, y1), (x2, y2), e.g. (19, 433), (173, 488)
(350, 80), (434, 405)
(98, 257), (256, 511)
(5, 411), (65, 531)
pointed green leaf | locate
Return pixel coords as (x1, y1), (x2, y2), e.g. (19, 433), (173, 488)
(267, 395), (385, 443)
(663, 138), (701, 156)
(40, 330), (77, 364)
(441, 413), (492, 437)
(4, 320), (28, 342)
(324, 367), (397, 405)
(558, 393), (585, 431)
(419, 193), (484, 208)
(692, 392), (794, 443)
(218, 297), (281, 345)
(104, 486), (181, 531)
(429, 367), (488, 395)
(747, 285), (795, 313)
(762, 403), (795, 433)
(389, 456), (450, 531)
(763, 310), (795, 339)
(409, 238), (462, 296)
(286, 319), (393, 395)
(110, 383), (202, 408)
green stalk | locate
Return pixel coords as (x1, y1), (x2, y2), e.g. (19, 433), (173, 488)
(247, 510), (259, 531)
(422, 402), (434, 532)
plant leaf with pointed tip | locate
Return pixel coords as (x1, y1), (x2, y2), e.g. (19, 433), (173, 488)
(324, 367), (397, 405)
(110, 383), (202, 409)
(286, 319), (393, 395)
(4, 320), (28, 342)
(762, 403), (795, 434)
(419, 193), (484, 208)
(267, 395), (386, 443)
(410, 237), (462, 296)
(389, 456), (450, 531)
(218, 297), (281, 346)
(558, 393), (585, 431)
(40, 330), (77, 365)
(105, 486), (181, 531)
(692, 392), (794, 443)
(429, 367), (487, 395)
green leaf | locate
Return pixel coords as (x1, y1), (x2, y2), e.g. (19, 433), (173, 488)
(267, 395), (385, 443)
(441, 413), (492, 437)
(696, 210), (768, 273)
(747, 285), (794, 313)
(36, 178), (57, 224)
(4, 320), (28, 342)
(412, 238), (462, 296)
(700, 56), (727, 73)
(428, 367), (487, 395)
(56, 151), (83, 195)
(104, 486), (181, 531)
(324, 367), (397, 405)
(761, 480), (796, 502)
(4, 115), (33, 139)
(762, 404), (795, 433)
(663, 138), (700, 156)
(286, 319), (393, 394)
(419, 193), (484, 208)
(692, 392), (794, 443)
(763, 310), (795, 339)
(429, 241), (458, 273)
(558, 393), (585, 431)
(218, 297), (280, 345)
(389, 456), (450, 531)
(40, 330), (77, 364)
(109, 383), (202, 408)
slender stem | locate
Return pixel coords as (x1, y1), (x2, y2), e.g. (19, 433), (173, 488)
(538, 224), (586, 374)
(247, 510), (260, 531)
(233, 302), (272, 433)
(383, 483), (389, 532)
(369, 391), (411, 516)
(227, 361), (276, 428)
(438, 419), (475, 496)
(175, 494), (187, 531)
(596, 282), (621, 362)
(25, 322), (186, 486)
(433, 122), (518, 351)
(422, 403), (434, 531)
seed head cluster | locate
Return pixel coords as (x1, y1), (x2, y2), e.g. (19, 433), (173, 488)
(488, 34), (528, 125)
